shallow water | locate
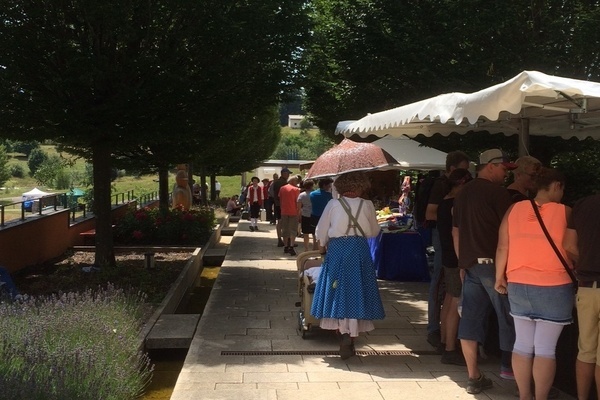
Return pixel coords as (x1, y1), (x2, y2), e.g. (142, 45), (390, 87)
(140, 266), (220, 400)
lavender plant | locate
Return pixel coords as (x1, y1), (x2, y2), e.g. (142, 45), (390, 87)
(0, 285), (153, 399)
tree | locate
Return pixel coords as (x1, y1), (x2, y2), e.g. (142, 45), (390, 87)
(34, 155), (70, 189)
(0, 0), (309, 267)
(0, 145), (10, 187)
(303, 0), (600, 138)
(10, 140), (40, 157)
(27, 148), (48, 176)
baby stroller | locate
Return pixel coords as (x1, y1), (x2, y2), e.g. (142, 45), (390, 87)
(296, 250), (323, 338)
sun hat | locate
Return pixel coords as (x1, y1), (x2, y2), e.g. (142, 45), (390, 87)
(280, 167), (292, 174)
(478, 149), (517, 169)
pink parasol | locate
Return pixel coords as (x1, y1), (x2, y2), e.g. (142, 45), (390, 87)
(306, 138), (400, 179)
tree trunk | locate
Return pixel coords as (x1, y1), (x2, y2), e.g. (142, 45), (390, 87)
(92, 140), (116, 268)
(188, 162), (195, 198)
(210, 173), (216, 201)
(158, 165), (170, 212)
(200, 165), (208, 206)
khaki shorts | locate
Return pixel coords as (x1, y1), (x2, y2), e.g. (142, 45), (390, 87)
(444, 266), (462, 298)
(280, 215), (298, 238)
(576, 287), (600, 364)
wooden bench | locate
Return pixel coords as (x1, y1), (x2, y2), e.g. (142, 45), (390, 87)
(80, 225), (115, 245)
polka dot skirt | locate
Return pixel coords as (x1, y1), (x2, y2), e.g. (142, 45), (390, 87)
(311, 236), (385, 320)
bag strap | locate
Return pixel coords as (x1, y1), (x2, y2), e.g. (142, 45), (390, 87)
(338, 197), (366, 237)
(530, 199), (576, 283)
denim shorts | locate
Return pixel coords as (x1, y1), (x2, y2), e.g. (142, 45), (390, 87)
(458, 263), (515, 351)
(508, 282), (574, 324)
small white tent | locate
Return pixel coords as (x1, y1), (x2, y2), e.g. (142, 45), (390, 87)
(22, 187), (52, 201)
(372, 136), (447, 170)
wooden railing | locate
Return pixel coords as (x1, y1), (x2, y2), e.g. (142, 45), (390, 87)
(0, 190), (160, 227)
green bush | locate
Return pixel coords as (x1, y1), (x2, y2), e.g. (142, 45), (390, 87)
(11, 140), (40, 157)
(114, 206), (215, 246)
(9, 164), (25, 178)
(27, 148), (48, 176)
(0, 285), (153, 400)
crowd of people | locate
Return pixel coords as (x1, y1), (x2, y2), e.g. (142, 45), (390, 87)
(222, 153), (600, 399)
(415, 147), (600, 400)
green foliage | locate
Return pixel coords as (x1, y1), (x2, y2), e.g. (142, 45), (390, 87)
(9, 163), (25, 178)
(33, 155), (70, 189)
(0, 145), (10, 187)
(27, 148), (48, 176)
(196, 106), (283, 176)
(303, 0), (600, 136)
(271, 130), (334, 160)
(114, 206), (215, 246)
(0, 285), (153, 400)
(551, 140), (600, 206)
(9, 140), (40, 157)
(0, 0), (309, 266)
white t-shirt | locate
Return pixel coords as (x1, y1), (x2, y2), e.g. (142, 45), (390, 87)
(315, 197), (381, 246)
(297, 191), (312, 217)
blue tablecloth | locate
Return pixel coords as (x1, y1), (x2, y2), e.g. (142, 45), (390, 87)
(368, 231), (430, 282)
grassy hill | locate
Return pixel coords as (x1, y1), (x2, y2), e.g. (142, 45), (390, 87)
(1, 147), (245, 204)
(1, 126), (325, 204)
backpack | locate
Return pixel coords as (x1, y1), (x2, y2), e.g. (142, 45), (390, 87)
(239, 186), (248, 203)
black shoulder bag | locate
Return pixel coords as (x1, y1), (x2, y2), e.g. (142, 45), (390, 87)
(530, 199), (577, 291)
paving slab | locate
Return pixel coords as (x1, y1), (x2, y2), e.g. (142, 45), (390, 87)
(170, 220), (576, 400)
(145, 314), (200, 349)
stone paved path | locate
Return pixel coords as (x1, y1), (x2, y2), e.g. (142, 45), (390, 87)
(170, 220), (574, 400)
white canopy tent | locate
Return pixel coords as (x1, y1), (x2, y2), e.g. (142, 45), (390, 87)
(22, 187), (52, 200)
(336, 71), (600, 155)
(372, 136), (446, 170)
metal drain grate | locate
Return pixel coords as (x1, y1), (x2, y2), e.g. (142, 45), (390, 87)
(221, 350), (437, 356)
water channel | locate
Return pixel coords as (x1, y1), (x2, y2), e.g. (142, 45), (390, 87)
(141, 265), (220, 400)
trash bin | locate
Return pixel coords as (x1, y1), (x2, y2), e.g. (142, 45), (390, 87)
(0, 267), (19, 300)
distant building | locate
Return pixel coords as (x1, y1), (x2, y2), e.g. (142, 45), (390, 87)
(287, 115), (304, 129)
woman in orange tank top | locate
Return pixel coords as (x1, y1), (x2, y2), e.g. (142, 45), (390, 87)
(494, 168), (574, 400)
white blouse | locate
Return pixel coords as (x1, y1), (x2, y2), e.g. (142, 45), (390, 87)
(315, 197), (381, 246)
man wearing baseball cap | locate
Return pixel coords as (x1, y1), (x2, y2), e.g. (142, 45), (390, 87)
(452, 149), (517, 394)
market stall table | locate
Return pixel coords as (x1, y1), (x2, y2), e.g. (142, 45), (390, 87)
(368, 230), (430, 282)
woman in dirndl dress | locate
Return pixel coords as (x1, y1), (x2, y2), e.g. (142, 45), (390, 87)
(310, 171), (385, 359)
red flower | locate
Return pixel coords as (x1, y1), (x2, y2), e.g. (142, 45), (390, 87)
(132, 230), (143, 240)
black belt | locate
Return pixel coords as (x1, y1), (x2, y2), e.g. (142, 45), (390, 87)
(578, 281), (600, 288)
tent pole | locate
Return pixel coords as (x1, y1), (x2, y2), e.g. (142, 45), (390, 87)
(519, 119), (530, 157)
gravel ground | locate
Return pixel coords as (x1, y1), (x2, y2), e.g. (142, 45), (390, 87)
(12, 251), (192, 303)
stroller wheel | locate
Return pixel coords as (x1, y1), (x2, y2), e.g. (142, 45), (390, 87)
(297, 310), (304, 331)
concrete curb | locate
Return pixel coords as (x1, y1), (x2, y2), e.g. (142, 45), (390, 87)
(138, 215), (230, 350)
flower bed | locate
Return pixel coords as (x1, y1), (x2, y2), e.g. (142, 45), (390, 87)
(114, 206), (215, 246)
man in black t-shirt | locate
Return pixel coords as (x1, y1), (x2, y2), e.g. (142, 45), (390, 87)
(424, 151), (469, 351)
(453, 149), (516, 394)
